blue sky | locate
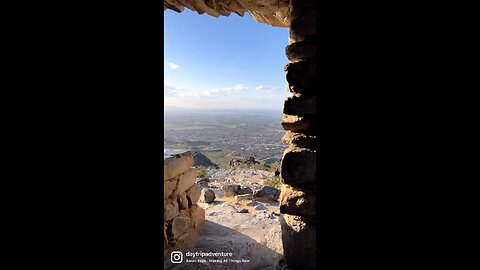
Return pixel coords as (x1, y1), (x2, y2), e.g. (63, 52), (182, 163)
(164, 9), (290, 111)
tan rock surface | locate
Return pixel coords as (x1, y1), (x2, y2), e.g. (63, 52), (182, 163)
(173, 168), (197, 196)
(164, 152), (194, 180)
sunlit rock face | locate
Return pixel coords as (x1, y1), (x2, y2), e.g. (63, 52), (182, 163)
(164, 0), (290, 27)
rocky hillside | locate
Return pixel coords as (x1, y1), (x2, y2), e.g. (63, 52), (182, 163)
(165, 168), (283, 270)
(192, 151), (219, 169)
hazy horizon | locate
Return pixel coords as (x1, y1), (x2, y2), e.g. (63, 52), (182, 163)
(164, 106), (283, 114)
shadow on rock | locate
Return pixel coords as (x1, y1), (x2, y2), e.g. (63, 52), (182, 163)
(165, 220), (283, 270)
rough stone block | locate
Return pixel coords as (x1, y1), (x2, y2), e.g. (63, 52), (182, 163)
(164, 200), (179, 221)
(289, 13), (316, 42)
(279, 184), (316, 218)
(282, 131), (317, 149)
(286, 41), (316, 62)
(281, 214), (316, 269)
(164, 179), (176, 199)
(254, 186), (280, 201)
(281, 114), (316, 133)
(289, 0), (317, 21)
(186, 183), (201, 206)
(190, 205), (205, 229)
(179, 209), (190, 218)
(283, 95), (316, 116)
(281, 146), (316, 185)
(237, 187), (253, 195)
(285, 61), (317, 94)
(173, 168), (197, 196)
(171, 216), (190, 241)
(178, 192), (189, 210)
(164, 152), (193, 180)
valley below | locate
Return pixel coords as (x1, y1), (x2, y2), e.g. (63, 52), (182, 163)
(164, 109), (287, 167)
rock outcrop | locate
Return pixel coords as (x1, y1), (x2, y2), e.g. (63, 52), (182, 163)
(199, 188), (216, 203)
(229, 156), (260, 167)
(192, 151), (219, 169)
(164, 151), (205, 254)
(254, 185), (280, 201)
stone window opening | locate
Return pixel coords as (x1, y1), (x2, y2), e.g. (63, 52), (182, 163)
(164, 1), (316, 269)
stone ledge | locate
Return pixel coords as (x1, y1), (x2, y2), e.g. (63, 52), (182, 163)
(164, 0), (290, 27)
(281, 131), (317, 149)
(281, 114), (316, 133)
(285, 40), (316, 62)
(164, 151), (193, 180)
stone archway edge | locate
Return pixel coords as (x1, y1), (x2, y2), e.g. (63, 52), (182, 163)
(164, 0), (290, 27)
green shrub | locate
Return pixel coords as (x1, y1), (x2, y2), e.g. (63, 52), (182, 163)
(265, 163), (279, 173)
(263, 176), (282, 189)
(196, 166), (208, 178)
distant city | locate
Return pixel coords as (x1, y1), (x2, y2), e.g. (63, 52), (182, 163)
(164, 109), (287, 167)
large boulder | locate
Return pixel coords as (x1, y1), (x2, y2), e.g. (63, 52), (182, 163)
(223, 184), (240, 197)
(237, 187), (253, 195)
(254, 186), (281, 201)
(199, 188), (216, 203)
(196, 178), (209, 189)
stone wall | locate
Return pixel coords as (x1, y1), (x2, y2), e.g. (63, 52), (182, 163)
(279, 0), (317, 269)
(164, 151), (205, 254)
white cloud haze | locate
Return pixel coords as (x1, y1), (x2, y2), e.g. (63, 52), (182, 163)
(168, 62), (181, 69)
(164, 84), (288, 110)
